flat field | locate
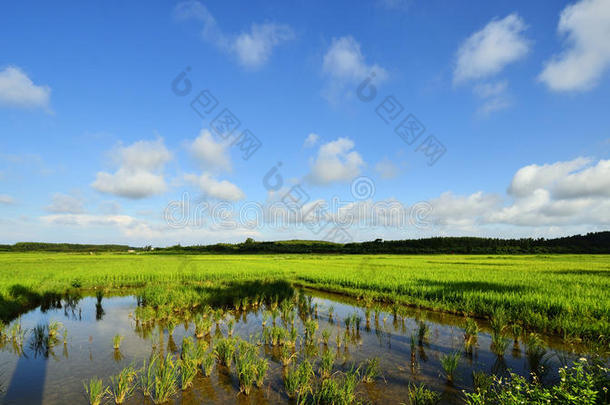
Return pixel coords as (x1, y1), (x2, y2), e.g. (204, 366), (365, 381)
(0, 253), (608, 341)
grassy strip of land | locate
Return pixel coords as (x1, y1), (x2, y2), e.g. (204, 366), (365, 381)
(0, 253), (608, 344)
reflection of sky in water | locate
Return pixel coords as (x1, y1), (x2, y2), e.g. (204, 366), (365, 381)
(0, 292), (599, 405)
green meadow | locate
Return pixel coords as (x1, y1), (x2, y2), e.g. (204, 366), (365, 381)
(1, 253), (609, 343)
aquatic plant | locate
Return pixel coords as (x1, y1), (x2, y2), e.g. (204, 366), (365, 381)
(510, 323), (522, 343)
(48, 320), (63, 338)
(328, 305), (335, 322)
(234, 340), (267, 395)
(149, 354), (179, 404)
(490, 308), (508, 335)
(407, 383), (441, 405)
(109, 365), (136, 404)
(139, 356), (157, 397)
(201, 352), (215, 376)
(490, 332), (510, 357)
(194, 313), (212, 338)
(84, 377), (109, 405)
(214, 337), (236, 367)
(417, 321), (429, 345)
(112, 334), (124, 350)
(284, 360), (314, 403)
(178, 357), (198, 390)
(440, 352), (461, 383)
(227, 318), (235, 337)
(321, 329), (331, 345)
(304, 319), (318, 341)
(361, 357), (381, 383)
(319, 349), (335, 378)
(463, 359), (607, 404)
(280, 344), (297, 367)
(525, 333), (549, 380)
(312, 366), (360, 405)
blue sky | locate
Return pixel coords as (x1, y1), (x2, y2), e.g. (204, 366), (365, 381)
(1, 0), (609, 245)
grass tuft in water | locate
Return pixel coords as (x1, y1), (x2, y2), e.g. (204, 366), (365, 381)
(284, 359), (314, 403)
(83, 377), (109, 405)
(362, 357), (381, 383)
(112, 334), (124, 350)
(440, 351), (461, 383)
(407, 382), (441, 405)
(109, 365), (136, 404)
(149, 354), (179, 404)
(214, 337), (236, 367)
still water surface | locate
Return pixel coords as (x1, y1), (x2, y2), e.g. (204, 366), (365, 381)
(0, 289), (597, 404)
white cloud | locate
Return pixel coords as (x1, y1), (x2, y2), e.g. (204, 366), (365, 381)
(233, 23), (295, 68)
(539, 0), (610, 91)
(428, 157), (610, 230)
(454, 14), (529, 83)
(0, 194), (14, 205)
(92, 139), (172, 199)
(185, 172), (245, 201)
(173, 1), (293, 68)
(303, 133), (319, 148)
(45, 192), (85, 214)
(322, 36), (388, 103)
(0, 66), (51, 110)
(308, 137), (365, 185)
(374, 157), (401, 179)
(507, 157), (591, 197)
(323, 36), (387, 82)
(189, 129), (232, 172)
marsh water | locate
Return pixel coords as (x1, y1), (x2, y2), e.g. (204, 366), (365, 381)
(0, 289), (599, 405)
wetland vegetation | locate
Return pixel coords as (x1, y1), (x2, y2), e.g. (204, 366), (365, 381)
(0, 252), (609, 404)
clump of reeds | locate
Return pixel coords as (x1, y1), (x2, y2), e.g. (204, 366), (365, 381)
(463, 318), (479, 353)
(284, 360), (314, 402)
(214, 337), (236, 367)
(149, 354), (179, 404)
(319, 349), (335, 378)
(280, 344), (297, 367)
(417, 321), (429, 346)
(361, 357), (381, 383)
(112, 334), (124, 350)
(440, 352), (461, 383)
(406, 382), (441, 405)
(201, 351), (215, 376)
(84, 377), (109, 405)
(109, 365), (136, 404)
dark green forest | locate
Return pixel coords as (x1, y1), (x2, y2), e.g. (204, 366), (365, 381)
(2, 231), (609, 254)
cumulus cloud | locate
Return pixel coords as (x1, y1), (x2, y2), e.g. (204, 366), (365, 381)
(0, 66), (51, 110)
(307, 138), (365, 185)
(539, 0), (610, 91)
(322, 36), (388, 102)
(428, 157), (610, 230)
(185, 172), (245, 201)
(45, 192), (85, 214)
(0, 194), (14, 205)
(454, 14), (530, 83)
(189, 129), (232, 172)
(303, 133), (319, 148)
(173, 1), (294, 68)
(233, 23), (295, 68)
(92, 139), (172, 199)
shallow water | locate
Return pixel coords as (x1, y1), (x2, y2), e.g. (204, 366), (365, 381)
(0, 289), (599, 404)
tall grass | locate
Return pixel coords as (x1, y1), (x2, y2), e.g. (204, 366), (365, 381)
(83, 377), (109, 405)
(1, 253), (609, 342)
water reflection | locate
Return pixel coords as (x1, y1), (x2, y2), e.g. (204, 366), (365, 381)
(0, 289), (606, 405)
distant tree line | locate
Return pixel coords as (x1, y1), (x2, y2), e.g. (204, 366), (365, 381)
(0, 242), (133, 252)
(2, 232), (608, 254)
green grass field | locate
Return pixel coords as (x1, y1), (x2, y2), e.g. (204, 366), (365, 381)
(1, 253), (609, 343)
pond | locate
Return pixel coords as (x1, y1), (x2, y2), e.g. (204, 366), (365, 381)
(0, 288), (601, 404)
